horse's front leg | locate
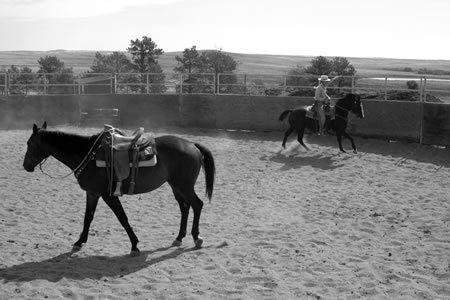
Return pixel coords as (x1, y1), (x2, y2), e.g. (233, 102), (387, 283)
(336, 132), (346, 153)
(102, 195), (140, 256)
(343, 131), (357, 153)
(73, 191), (100, 251)
(338, 130), (358, 154)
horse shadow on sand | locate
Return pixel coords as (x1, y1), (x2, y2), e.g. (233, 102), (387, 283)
(262, 146), (352, 171)
(0, 244), (218, 283)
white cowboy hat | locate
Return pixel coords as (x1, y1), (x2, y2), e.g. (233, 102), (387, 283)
(318, 75), (331, 81)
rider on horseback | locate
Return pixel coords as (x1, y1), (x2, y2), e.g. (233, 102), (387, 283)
(314, 75), (332, 135)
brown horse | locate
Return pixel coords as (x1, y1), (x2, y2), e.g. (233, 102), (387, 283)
(23, 122), (215, 255)
(278, 93), (365, 153)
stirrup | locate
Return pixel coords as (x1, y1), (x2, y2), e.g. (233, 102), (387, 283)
(113, 181), (123, 196)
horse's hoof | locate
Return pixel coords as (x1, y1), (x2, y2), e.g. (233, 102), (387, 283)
(130, 249), (140, 257)
(172, 239), (182, 247)
(353, 150), (357, 154)
(72, 245), (82, 252)
(194, 237), (203, 248)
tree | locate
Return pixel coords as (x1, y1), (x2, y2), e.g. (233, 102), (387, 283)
(298, 56), (357, 95)
(127, 36), (165, 93)
(406, 80), (419, 90)
(90, 51), (132, 73)
(199, 50), (238, 93)
(330, 57), (356, 92)
(305, 56), (334, 76)
(127, 36), (164, 73)
(8, 65), (34, 94)
(174, 46), (203, 93)
(285, 65), (314, 96)
(37, 56), (74, 94)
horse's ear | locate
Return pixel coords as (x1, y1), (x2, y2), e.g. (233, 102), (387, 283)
(33, 124), (38, 133)
(42, 121), (47, 129)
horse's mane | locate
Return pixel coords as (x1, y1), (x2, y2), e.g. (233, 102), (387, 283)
(40, 130), (100, 153)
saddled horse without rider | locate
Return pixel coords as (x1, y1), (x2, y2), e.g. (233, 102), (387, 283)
(278, 93), (365, 153)
(23, 122), (215, 255)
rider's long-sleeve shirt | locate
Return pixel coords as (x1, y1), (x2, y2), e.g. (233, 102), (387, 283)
(314, 83), (330, 103)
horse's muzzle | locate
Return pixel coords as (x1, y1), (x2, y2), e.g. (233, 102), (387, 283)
(23, 162), (35, 172)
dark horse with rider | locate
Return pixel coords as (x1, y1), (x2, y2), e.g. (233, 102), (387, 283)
(279, 75), (365, 153)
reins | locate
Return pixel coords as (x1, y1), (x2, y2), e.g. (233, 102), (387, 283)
(39, 130), (106, 179)
(334, 102), (353, 121)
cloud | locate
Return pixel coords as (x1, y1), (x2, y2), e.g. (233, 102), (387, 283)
(0, 0), (181, 21)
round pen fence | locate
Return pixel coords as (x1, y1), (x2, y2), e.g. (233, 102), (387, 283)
(0, 92), (449, 147)
(1, 73), (450, 102)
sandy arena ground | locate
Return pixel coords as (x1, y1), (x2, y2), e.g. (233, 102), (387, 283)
(0, 125), (449, 299)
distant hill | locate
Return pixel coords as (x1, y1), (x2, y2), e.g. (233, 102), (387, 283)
(1, 50), (450, 76)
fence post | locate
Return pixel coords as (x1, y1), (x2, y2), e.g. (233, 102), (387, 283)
(179, 74), (183, 94)
(419, 77), (423, 102)
(351, 76), (355, 93)
(384, 77), (388, 101)
(419, 76), (427, 145)
(77, 74), (81, 94)
(283, 75), (287, 96)
(146, 73), (149, 94)
(5, 73), (9, 96)
(216, 74), (219, 95)
(109, 73), (113, 94)
(244, 74), (247, 95)
(113, 73), (117, 94)
(44, 74), (47, 95)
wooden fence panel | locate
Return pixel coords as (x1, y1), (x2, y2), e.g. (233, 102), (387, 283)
(422, 103), (450, 146)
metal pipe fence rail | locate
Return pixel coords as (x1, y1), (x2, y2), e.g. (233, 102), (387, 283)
(1, 72), (449, 103)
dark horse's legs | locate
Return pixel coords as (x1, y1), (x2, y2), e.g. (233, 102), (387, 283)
(73, 191), (100, 250)
(281, 126), (309, 151)
(173, 192), (190, 244)
(282, 127), (294, 148)
(296, 127), (309, 151)
(102, 195), (140, 253)
(190, 192), (204, 244)
(336, 129), (357, 153)
(74, 192), (139, 254)
(171, 188), (204, 248)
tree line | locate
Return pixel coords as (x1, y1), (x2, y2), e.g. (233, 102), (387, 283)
(2, 35), (357, 95)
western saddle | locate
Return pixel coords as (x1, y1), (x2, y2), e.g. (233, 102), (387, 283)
(99, 124), (156, 196)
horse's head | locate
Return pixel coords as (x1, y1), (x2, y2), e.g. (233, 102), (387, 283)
(350, 94), (364, 119)
(23, 122), (50, 172)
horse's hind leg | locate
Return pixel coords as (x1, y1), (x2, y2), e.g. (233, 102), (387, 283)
(190, 192), (204, 248)
(102, 195), (140, 255)
(171, 189), (204, 248)
(282, 127), (293, 148)
(172, 191), (190, 246)
(73, 191), (100, 251)
(297, 128), (309, 151)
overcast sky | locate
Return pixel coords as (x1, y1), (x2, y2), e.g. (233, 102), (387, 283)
(0, 0), (448, 60)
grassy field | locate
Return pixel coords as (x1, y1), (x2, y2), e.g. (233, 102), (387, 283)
(1, 50), (450, 77)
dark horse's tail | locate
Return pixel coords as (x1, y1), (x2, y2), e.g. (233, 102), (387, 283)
(278, 110), (292, 121)
(195, 143), (215, 202)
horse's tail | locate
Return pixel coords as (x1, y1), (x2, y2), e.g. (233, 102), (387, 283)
(278, 110), (292, 121)
(195, 143), (215, 202)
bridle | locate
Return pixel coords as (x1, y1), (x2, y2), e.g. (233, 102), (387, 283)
(38, 131), (105, 179)
(334, 100), (359, 121)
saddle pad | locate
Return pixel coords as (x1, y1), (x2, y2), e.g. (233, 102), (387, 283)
(305, 105), (315, 119)
(304, 105), (335, 120)
(96, 155), (157, 167)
